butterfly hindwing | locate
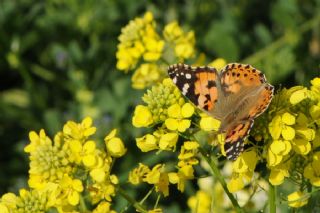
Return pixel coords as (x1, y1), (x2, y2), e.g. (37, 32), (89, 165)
(224, 120), (254, 160)
(168, 64), (219, 111)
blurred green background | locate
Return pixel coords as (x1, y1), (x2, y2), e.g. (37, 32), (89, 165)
(0, 0), (319, 211)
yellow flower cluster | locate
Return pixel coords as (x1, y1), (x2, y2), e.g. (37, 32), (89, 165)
(0, 117), (125, 212)
(116, 12), (196, 89)
(116, 12), (164, 71)
(129, 142), (198, 196)
(163, 21), (195, 60)
(248, 77), (320, 208)
(227, 149), (259, 193)
(130, 78), (200, 195)
(133, 78), (186, 126)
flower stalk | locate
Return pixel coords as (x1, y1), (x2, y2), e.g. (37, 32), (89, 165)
(199, 147), (244, 213)
(117, 187), (148, 213)
(269, 182), (276, 213)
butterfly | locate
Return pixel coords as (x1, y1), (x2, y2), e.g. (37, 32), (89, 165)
(168, 63), (274, 160)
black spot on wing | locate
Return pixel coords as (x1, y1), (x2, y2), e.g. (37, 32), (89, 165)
(207, 80), (216, 88)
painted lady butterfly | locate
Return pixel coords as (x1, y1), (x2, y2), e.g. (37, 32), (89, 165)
(168, 63), (274, 160)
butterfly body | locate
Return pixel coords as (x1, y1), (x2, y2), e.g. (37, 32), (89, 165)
(168, 63), (274, 160)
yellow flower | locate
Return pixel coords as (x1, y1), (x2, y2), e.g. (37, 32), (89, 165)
(163, 21), (195, 59)
(142, 78), (185, 122)
(60, 175), (84, 206)
(158, 132), (179, 151)
(169, 165), (194, 192)
(144, 164), (163, 184)
(187, 190), (212, 213)
(156, 172), (170, 197)
(5, 188), (56, 212)
(163, 21), (184, 42)
(269, 164), (289, 185)
(199, 113), (221, 131)
(105, 129), (126, 158)
(24, 129), (51, 153)
(165, 103), (194, 132)
(208, 58), (227, 70)
(93, 201), (116, 213)
(232, 149), (258, 174)
(269, 113), (296, 141)
(227, 175), (245, 193)
(148, 208), (163, 213)
(63, 116), (96, 141)
(129, 163), (151, 185)
(132, 63), (163, 89)
(287, 191), (309, 208)
(292, 138), (311, 155)
(304, 152), (320, 186)
(178, 141), (199, 167)
(289, 87), (309, 104)
(69, 140), (97, 166)
(132, 105), (154, 127)
(116, 11), (164, 72)
(136, 134), (158, 152)
(0, 193), (17, 212)
(267, 140), (291, 166)
(26, 130), (72, 189)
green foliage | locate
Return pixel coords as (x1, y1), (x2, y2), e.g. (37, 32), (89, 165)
(0, 0), (319, 212)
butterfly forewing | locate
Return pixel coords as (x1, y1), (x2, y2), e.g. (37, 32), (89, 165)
(168, 64), (219, 111)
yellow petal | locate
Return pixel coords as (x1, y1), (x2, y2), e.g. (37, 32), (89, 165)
(90, 168), (106, 183)
(267, 149), (283, 167)
(136, 134), (158, 152)
(268, 115), (282, 139)
(292, 139), (311, 155)
(181, 103), (194, 118)
(84, 140), (96, 152)
(159, 133), (178, 150)
(281, 126), (295, 140)
(68, 191), (80, 206)
(132, 105), (154, 128)
(296, 128), (315, 141)
(177, 119), (191, 132)
(104, 129), (117, 141)
(269, 169), (285, 185)
(227, 176), (244, 192)
(106, 137), (127, 158)
(287, 191), (309, 208)
(200, 116), (221, 131)
(289, 88), (308, 105)
(167, 104), (181, 118)
(165, 118), (179, 131)
(83, 155), (96, 167)
(72, 179), (84, 192)
(281, 113), (295, 125)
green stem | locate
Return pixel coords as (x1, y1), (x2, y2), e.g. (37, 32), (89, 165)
(118, 187), (148, 213)
(269, 182), (276, 213)
(199, 148), (244, 213)
(79, 195), (88, 212)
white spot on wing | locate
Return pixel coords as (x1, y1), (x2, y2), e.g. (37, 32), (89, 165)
(226, 146), (233, 154)
(173, 77), (177, 84)
(182, 84), (190, 95)
(186, 74), (191, 79)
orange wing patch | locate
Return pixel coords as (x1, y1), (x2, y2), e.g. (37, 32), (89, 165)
(248, 84), (274, 119)
(194, 71), (218, 111)
(221, 63), (266, 94)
